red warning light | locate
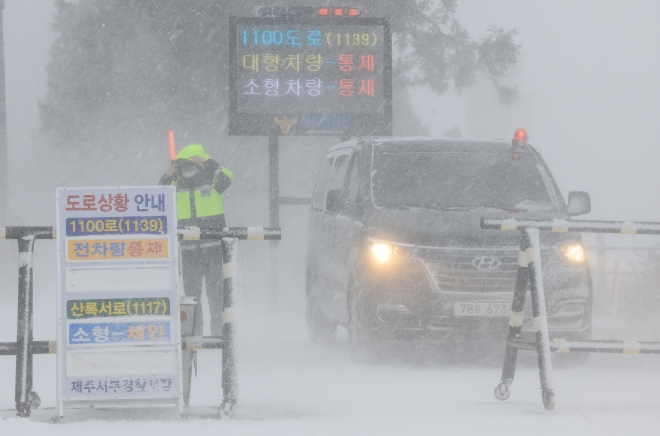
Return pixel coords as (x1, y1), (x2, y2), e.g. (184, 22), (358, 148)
(318, 7), (330, 16)
(348, 8), (361, 16)
(333, 8), (344, 16)
(512, 128), (528, 147)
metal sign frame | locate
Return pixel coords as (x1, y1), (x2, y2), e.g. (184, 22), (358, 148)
(56, 186), (183, 416)
(228, 16), (392, 137)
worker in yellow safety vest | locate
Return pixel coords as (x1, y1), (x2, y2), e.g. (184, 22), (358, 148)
(159, 144), (233, 336)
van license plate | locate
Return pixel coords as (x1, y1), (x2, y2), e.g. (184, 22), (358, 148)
(453, 302), (512, 317)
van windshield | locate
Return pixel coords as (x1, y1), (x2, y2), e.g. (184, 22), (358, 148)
(371, 151), (557, 212)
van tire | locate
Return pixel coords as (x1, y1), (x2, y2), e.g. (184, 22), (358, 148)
(306, 268), (337, 343)
(347, 279), (375, 358)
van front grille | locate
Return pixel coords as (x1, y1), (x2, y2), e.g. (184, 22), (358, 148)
(414, 246), (550, 293)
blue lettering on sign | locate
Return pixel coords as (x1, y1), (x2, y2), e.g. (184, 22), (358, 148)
(134, 193), (166, 212)
(66, 216), (168, 236)
(68, 322), (171, 345)
(242, 29), (323, 46)
(285, 30), (301, 45)
(70, 378), (174, 395)
(301, 115), (351, 130)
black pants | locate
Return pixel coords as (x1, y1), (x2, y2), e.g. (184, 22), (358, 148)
(181, 242), (224, 336)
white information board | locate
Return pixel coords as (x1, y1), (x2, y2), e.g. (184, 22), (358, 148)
(56, 186), (182, 415)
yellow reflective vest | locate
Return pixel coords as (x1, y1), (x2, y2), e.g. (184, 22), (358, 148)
(173, 167), (233, 220)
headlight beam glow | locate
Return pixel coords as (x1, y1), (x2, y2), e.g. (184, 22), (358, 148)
(371, 243), (393, 263)
(562, 244), (585, 263)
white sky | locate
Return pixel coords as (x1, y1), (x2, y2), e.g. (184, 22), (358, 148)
(411, 0), (660, 221)
(4, 1), (660, 222)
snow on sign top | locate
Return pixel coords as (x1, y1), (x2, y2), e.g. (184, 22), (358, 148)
(55, 186), (183, 417)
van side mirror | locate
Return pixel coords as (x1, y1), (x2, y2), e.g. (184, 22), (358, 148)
(567, 191), (591, 216)
(326, 188), (346, 213)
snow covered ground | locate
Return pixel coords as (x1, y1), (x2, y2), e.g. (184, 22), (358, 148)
(0, 239), (658, 434)
(1, 304), (660, 435)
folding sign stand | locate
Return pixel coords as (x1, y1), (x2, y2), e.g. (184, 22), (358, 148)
(56, 187), (184, 416)
(481, 217), (660, 410)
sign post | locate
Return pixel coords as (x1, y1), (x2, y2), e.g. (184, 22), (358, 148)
(229, 13), (392, 309)
(56, 186), (183, 417)
(0, 0), (7, 223)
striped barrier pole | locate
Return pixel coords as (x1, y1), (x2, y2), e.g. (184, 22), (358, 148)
(0, 226), (280, 241)
(550, 339), (660, 354)
(525, 228), (555, 410)
(0, 227), (55, 240)
(0, 227), (55, 417)
(0, 341), (56, 356)
(481, 218), (660, 235)
(178, 226), (281, 241)
(220, 238), (237, 417)
(15, 235), (37, 417)
(181, 337), (224, 350)
(494, 233), (532, 402)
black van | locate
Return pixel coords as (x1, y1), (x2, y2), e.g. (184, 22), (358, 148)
(305, 134), (593, 352)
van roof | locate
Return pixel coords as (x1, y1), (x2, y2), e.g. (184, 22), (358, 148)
(328, 137), (524, 154)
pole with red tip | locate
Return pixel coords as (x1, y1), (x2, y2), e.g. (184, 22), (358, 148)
(169, 130), (176, 161)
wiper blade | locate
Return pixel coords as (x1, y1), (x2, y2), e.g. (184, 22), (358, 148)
(417, 204), (475, 211)
(383, 204), (413, 211)
(385, 204), (522, 213)
(473, 206), (521, 213)
(424, 205), (521, 212)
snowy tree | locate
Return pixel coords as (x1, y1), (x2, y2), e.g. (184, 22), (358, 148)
(39, 0), (520, 148)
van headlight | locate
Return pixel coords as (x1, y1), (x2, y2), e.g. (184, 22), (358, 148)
(554, 244), (586, 264)
(369, 242), (413, 265)
(371, 243), (393, 263)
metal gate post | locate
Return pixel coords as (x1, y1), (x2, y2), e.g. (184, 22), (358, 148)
(15, 235), (36, 417)
(494, 233), (531, 401)
(220, 237), (238, 416)
(525, 227), (555, 410)
(268, 134), (280, 313)
(179, 297), (198, 408)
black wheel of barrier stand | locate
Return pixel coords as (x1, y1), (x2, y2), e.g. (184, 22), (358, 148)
(27, 391), (41, 410)
(305, 270), (337, 343)
(542, 389), (555, 411)
(494, 382), (511, 401)
(219, 401), (235, 419)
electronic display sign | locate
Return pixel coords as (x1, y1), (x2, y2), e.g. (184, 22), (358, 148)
(229, 17), (392, 136)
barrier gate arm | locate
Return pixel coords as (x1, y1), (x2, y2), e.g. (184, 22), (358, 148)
(177, 227), (281, 416)
(481, 217), (660, 411)
(0, 226), (280, 418)
(481, 217), (660, 235)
